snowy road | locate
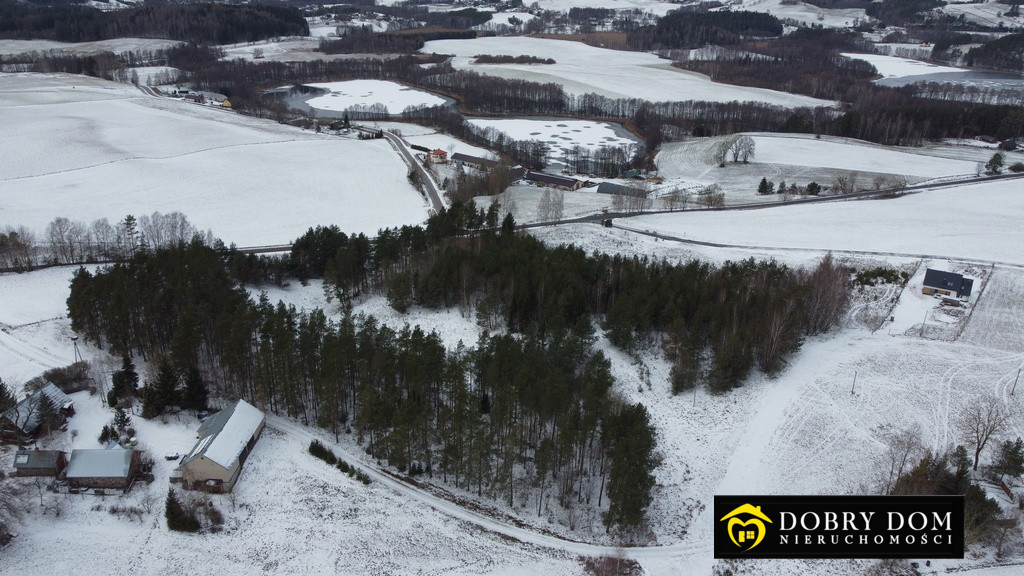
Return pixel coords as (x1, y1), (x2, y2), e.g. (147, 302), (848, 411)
(266, 414), (714, 564)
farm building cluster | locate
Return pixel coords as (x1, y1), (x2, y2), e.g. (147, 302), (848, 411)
(5, 391), (264, 496)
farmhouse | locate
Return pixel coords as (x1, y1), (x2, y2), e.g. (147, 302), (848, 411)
(0, 383), (74, 444)
(175, 399), (265, 493)
(525, 171), (584, 191)
(429, 149), (448, 164)
(64, 448), (139, 491)
(13, 449), (67, 477)
(922, 269), (974, 299)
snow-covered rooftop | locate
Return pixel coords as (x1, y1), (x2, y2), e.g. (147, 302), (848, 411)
(180, 399), (264, 470)
(65, 448), (134, 479)
(1, 382), (73, 434)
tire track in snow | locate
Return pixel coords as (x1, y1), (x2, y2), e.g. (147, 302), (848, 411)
(0, 322), (69, 369)
(265, 415), (714, 562)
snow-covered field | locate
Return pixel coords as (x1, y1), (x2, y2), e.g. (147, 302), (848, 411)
(750, 134), (979, 177)
(304, 80), (448, 114)
(655, 133), (1013, 203)
(623, 177), (1024, 266)
(422, 37), (835, 107)
(0, 73), (429, 246)
(842, 52), (965, 79)
(0, 38), (181, 58)
(739, 0), (867, 28)
(940, 0), (1024, 29)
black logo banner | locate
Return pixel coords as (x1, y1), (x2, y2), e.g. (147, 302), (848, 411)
(715, 495), (964, 559)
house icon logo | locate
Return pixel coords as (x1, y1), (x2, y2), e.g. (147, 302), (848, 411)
(719, 503), (773, 551)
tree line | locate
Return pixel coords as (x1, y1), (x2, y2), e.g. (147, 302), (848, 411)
(0, 212), (215, 272)
(0, 2), (309, 44)
(627, 10), (784, 51)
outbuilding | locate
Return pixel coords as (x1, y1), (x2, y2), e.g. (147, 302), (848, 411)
(64, 448), (139, 491)
(13, 449), (67, 477)
(1, 383), (74, 444)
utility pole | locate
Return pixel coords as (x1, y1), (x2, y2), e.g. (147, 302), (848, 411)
(851, 371), (858, 395)
(920, 310), (928, 337)
(1012, 368), (1021, 395)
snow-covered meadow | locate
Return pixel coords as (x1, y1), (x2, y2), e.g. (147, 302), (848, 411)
(655, 133), (1013, 202)
(739, 0), (868, 28)
(623, 177), (1024, 266)
(423, 36), (835, 107)
(841, 52), (965, 79)
(0, 73), (429, 246)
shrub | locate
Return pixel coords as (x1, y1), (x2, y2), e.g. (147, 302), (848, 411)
(308, 440), (337, 465)
(1008, 162), (1024, 173)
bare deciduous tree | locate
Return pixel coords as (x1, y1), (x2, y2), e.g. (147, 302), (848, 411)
(959, 395), (1012, 471)
(729, 135), (755, 163)
(877, 427), (924, 494)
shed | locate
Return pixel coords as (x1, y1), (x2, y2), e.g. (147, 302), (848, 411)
(525, 171), (583, 191)
(1, 383), (74, 444)
(922, 269), (974, 299)
(13, 449), (67, 477)
(65, 448), (139, 490)
(177, 399), (265, 493)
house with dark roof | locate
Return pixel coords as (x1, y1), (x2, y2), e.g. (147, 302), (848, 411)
(922, 269), (974, 299)
(13, 449), (67, 477)
(64, 448), (139, 491)
(525, 171), (583, 191)
(1, 383), (74, 444)
(175, 399), (265, 493)
(451, 153), (499, 170)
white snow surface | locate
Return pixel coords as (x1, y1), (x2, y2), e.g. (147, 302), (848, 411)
(624, 178), (1024, 266)
(304, 79), (448, 114)
(750, 134), (979, 177)
(423, 37), (836, 107)
(0, 73), (429, 246)
(842, 52), (966, 78)
(738, 0), (867, 28)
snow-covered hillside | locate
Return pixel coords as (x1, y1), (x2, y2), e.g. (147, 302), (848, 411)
(0, 73), (429, 246)
(423, 37), (835, 107)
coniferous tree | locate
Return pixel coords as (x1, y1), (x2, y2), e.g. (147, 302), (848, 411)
(35, 393), (58, 436)
(111, 354), (140, 403)
(165, 489), (200, 533)
(993, 438), (1024, 480)
(181, 365), (208, 411)
(603, 403), (656, 531)
(143, 358), (179, 418)
(0, 378), (15, 413)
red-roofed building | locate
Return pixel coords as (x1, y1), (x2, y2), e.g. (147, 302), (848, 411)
(429, 149), (448, 164)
